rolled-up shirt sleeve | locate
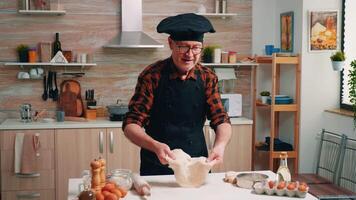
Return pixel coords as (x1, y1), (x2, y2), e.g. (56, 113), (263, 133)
(205, 72), (231, 130)
(123, 71), (155, 130)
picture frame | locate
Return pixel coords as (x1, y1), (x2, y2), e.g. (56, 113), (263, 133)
(280, 11), (294, 52)
(30, 0), (51, 10)
(308, 10), (338, 52)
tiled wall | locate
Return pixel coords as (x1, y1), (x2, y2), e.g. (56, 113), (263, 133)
(0, 0), (252, 122)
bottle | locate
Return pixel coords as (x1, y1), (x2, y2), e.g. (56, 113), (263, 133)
(228, 51), (237, 63)
(215, 0), (221, 13)
(52, 32), (62, 57)
(222, 0), (227, 14)
(276, 152), (291, 182)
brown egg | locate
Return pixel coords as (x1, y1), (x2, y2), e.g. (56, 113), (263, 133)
(287, 182), (296, 190)
(116, 186), (127, 198)
(298, 184), (308, 192)
(277, 181), (286, 189)
(268, 181), (275, 189)
(95, 191), (104, 200)
(102, 183), (116, 192)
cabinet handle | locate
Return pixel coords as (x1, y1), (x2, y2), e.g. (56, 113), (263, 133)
(99, 131), (104, 154)
(16, 192), (40, 199)
(109, 131), (114, 153)
(16, 173), (40, 178)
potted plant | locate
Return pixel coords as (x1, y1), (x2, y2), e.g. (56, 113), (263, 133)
(202, 46), (217, 63)
(348, 60), (356, 128)
(260, 91), (270, 104)
(16, 44), (29, 62)
(330, 51), (346, 71)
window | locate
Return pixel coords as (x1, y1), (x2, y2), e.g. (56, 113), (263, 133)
(340, 0), (356, 110)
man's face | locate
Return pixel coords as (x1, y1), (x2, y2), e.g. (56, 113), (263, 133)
(168, 38), (203, 74)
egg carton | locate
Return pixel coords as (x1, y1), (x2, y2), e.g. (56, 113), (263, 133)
(253, 181), (309, 198)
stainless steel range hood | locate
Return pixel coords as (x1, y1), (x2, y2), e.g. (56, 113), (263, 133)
(104, 0), (164, 49)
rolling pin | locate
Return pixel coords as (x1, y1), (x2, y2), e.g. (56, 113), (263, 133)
(132, 173), (151, 196)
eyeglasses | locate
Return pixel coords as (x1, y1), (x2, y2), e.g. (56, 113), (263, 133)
(173, 42), (203, 55)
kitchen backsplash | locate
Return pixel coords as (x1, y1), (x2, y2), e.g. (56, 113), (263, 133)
(0, 0), (252, 122)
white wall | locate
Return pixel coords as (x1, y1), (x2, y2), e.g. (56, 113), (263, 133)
(252, 0), (276, 55)
(299, 0), (356, 173)
(253, 0), (356, 173)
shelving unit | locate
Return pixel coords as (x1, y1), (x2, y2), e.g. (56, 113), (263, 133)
(18, 10), (66, 15)
(201, 62), (259, 67)
(252, 54), (301, 173)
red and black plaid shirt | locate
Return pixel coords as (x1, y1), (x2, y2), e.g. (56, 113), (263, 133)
(123, 57), (230, 131)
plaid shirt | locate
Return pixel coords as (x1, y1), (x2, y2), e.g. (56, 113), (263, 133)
(123, 57), (230, 131)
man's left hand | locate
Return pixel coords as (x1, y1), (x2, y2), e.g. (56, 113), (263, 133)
(207, 145), (225, 164)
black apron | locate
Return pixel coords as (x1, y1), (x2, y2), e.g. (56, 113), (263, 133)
(141, 62), (208, 176)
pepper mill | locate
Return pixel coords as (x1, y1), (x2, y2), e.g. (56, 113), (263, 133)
(90, 159), (101, 192)
(99, 158), (106, 188)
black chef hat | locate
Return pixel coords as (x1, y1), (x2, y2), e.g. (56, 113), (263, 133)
(157, 13), (215, 42)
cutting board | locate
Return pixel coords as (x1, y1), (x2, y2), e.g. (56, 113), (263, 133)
(58, 80), (84, 117)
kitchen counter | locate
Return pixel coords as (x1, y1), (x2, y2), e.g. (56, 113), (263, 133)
(68, 171), (317, 200)
(0, 117), (252, 130)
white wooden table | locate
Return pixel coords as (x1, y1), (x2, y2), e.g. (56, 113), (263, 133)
(68, 170), (318, 200)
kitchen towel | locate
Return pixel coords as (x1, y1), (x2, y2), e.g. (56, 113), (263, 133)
(14, 133), (24, 174)
(20, 134), (38, 174)
(214, 68), (236, 80)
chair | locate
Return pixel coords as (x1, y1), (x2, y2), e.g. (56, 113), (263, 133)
(337, 137), (356, 193)
(315, 129), (347, 183)
(292, 129), (347, 184)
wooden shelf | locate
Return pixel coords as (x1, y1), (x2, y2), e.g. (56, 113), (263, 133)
(5, 62), (96, 67)
(196, 13), (237, 17)
(255, 149), (297, 159)
(255, 100), (298, 111)
(18, 10), (66, 15)
(256, 54), (299, 64)
(143, 12), (237, 18)
(201, 62), (258, 67)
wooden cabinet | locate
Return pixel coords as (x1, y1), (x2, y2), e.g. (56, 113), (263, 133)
(106, 128), (140, 173)
(1, 190), (55, 200)
(0, 129), (55, 199)
(204, 124), (252, 172)
(55, 128), (105, 200)
(55, 128), (140, 200)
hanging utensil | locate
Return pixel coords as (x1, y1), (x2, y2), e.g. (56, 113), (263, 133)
(48, 71), (53, 99)
(42, 75), (48, 101)
(53, 71), (59, 101)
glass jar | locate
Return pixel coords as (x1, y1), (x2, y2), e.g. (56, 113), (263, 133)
(228, 51), (237, 63)
(28, 47), (37, 63)
(109, 169), (133, 191)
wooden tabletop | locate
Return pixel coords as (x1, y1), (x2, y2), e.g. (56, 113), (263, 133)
(292, 173), (332, 184)
(308, 183), (356, 199)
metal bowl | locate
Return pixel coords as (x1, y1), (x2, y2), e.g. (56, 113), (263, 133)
(235, 173), (269, 189)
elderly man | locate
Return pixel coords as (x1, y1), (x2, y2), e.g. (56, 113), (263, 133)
(123, 13), (232, 176)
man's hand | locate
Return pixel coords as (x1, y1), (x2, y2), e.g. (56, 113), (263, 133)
(153, 141), (176, 165)
(207, 145), (225, 164)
